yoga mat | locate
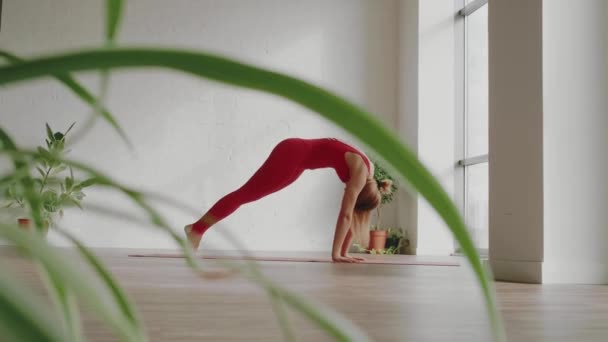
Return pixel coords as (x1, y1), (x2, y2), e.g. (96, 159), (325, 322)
(128, 253), (460, 267)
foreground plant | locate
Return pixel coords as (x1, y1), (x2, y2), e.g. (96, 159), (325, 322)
(0, 1), (505, 341)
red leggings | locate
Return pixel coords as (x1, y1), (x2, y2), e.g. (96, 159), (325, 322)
(192, 139), (311, 234)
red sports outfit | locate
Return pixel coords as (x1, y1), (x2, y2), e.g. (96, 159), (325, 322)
(192, 138), (370, 234)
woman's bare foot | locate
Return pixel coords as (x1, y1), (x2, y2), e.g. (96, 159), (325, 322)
(184, 224), (203, 250)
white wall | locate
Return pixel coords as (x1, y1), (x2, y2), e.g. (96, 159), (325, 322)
(0, 0), (399, 251)
(489, 0), (608, 284)
(542, 0), (608, 283)
(414, 0), (458, 256)
(397, 0), (419, 255)
(488, 0), (544, 283)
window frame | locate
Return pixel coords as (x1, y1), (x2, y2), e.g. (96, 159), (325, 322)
(454, 0), (489, 256)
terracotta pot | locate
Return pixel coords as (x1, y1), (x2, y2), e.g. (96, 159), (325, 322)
(369, 230), (387, 252)
(17, 218), (31, 231)
(17, 218), (49, 236)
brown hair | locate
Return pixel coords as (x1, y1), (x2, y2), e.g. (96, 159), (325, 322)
(351, 210), (372, 248)
(349, 180), (381, 248)
(354, 179), (381, 212)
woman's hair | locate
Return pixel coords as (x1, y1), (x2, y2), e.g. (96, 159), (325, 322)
(350, 179), (379, 248)
(351, 210), (372, 248)
(350, 179), (394, 248)
(354, 179), (381, 212)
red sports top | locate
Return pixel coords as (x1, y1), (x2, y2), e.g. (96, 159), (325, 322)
(303, 138), (371, 182)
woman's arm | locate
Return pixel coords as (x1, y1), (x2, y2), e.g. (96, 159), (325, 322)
(340, 229), (365, 261)
(341, 229), (354, 257)
(331, 169), (366, 263)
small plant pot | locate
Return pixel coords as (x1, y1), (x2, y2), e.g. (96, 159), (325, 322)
(17, 218), (49, 237)
(369, 230), (387, 252)
(17, 218), (32, 231)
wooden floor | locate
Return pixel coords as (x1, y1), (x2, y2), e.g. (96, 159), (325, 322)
(5, 249), (608, 341)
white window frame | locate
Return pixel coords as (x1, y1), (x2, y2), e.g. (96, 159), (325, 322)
(454, 0), (489, 256)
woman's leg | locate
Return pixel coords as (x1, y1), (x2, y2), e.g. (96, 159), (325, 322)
(189, 139), (310, 240)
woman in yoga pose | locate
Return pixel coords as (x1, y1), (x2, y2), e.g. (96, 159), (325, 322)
(185, 137), (392, 263)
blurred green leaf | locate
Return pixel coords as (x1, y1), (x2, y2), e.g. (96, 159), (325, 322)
(64, 122), (76, 136)
(45, 124), (54, 142)
(50, 165), (67, 176)
(38, 267), (82, 342)
(79, 178), (97, 188)
(36, 147), (51, 159)
(0, 224), (146, 341)
(72, 191), (85, 201)
(0, 51), (131, 148)
(69, 198), (83, 209)
(0, 47), (505, 340)
(65, 177), (73, 191)
(36, 167), (46, 178)
(42, 190), (59, 213)
(0, 262), (66, 342)
(56, 227), (144, 334)
(106, 0), (124, 44)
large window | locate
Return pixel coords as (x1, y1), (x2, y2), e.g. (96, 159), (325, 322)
(458, 0), (488, 252)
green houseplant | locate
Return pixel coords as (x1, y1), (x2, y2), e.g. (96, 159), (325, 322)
(0, 1), (505, 341)
(2, 123), (94, 234)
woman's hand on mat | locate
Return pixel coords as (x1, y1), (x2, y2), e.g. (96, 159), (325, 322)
(332, 254), (363, 263)
(345, 254), (365, 262)
(332, 255), (355, 263)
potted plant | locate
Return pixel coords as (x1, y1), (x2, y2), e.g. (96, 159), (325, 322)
(386, 227), (410, 253)
(2, 123), (94, 235)
(356, 229), (405, 255)
(369, 225), (388, 252)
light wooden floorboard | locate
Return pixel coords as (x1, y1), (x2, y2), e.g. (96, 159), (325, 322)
(3, 248), (607, 341)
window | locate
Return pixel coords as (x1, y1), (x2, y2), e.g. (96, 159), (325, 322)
(457, 0), (489, 253)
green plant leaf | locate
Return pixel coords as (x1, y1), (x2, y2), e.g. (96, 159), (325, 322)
(42, 190), (59, 213)
(0, 129), (143, 341)
(0, 51), (131, 148)
(0, 224), (146, 341)
(50, 165), (67, 176)
(106, 0), (124, 45)
(36, 147), (52, 159)
(267, 285), (371, 342)
(78, 177), (98, 188)
(72, 191), (85, 201)
(0, 263), (67, 342)
(36, 167), (46, 178)
(64, 122), (76, 136)
(0, 48), (505, 339)
(69, 198), (83, 209)
(268, 292), (296, 342)
(38, 266), (83, 342)
(45, 123), (54, 142)
(65, 177), (73, 191)
(55, 227), (143, 334)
